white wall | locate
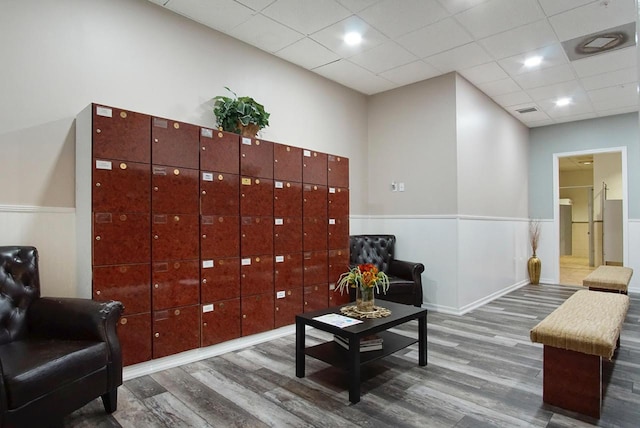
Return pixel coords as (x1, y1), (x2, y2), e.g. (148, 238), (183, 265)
(0, 0), (368, 297)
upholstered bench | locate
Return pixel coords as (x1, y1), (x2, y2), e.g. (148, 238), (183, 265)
(530, 289), (630, 418)
(583, 265), (633, 294)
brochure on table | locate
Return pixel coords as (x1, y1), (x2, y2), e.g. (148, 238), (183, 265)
(312, 313), (362, 328)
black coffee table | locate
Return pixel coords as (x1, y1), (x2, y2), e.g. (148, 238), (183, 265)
(295, 300), (427, 403)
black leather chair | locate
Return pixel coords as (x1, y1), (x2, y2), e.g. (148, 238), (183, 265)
(0, 246), (124, 427)
(349, 235), (425, 307)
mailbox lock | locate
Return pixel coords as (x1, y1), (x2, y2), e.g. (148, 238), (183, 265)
(120, 318), (127, 325)
(96, 290), (101, 295)
(202, 146), (206, 151)
(203, 322), (208, 327)
(155, 333), (159, 338)
(154, 187), (159, 191)
(154, 235), (159, 240)
(202, 234), (207, 239)
(202, 279), (207, 284)
(154, 284), (159, 289)
(96, 182), (101, 187)
(95, 236), (101, 241)
(202, 190), (206, 195)
(96, 129), (101, 134)
(243, 314), (247, 319)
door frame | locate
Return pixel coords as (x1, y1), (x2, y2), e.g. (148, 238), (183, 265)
(552, 146), (628, 284)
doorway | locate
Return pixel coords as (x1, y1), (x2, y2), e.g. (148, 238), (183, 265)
(555, 149), (626, 286)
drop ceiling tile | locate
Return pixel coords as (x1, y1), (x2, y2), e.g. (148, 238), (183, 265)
(476, 77), (522, 96)
(336, 0), (383, 12)
(492, 91), (532, 107)
(512, 64), (576, 89)
(435, 0), (491, 14)
(149, 0), (169, 5)
(479, 20), (559, 60)
(396, 18), (473, 59)
(597, 105), (639, 117)
(548, 0), (636, 41)
(357, 0), (449, 38)
(588, 82), (638, 104)
(235, 0), (275, 11)
(262, 0), (351, 35)
(313, 59), (397, 94)
(528, 119), (555, 127)
(349, 41), (418, 73)
(276, 37), (341, 69)
(309, 15), (388, 58)
(553, 112), (598, 123)
(454, 0), (545, 39)
(229, 14), (304, 53)
(459, 61), (508, 85)
(571, 47), (637, 78)
(379, 60), (441, 85)
(580, 67), (637, 91)
(537, 94), (594, 118)
(537, 0), (594, 17)
(498, 43), (568, 76)
(424, 42), (492, 73)
(591, 96), (638, 112)
(166, 0), (254, 32)
(526, 81), (586, 102)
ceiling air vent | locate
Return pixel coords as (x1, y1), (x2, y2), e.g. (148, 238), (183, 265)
(516, 107), (538, 114)
(562, 22), (636, 61)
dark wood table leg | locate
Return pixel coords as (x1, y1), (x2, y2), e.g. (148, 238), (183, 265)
(296, 319), (305, 378)
(418, 312), (427, 366)
(348, 336), (361, 403)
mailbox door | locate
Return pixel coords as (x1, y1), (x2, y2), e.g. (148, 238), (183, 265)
(240, 216), (274, 257)
(200, 172), (239, 215)
(303, 217), (328, 252)
(118, 312), (152, 366)
(240, 177), (273, 217)
(201, 257), (240, 303)
(152, 214), (199, 261)
(242, 293), (274, 336)
(303, 284), (328, 312)
(327, 154), (349, 188)
(303, 184), (327, 218)
(329, 286), (351, 306)
(151, 166), (199, 215)
(274, 181), (302, 217)
(328, 217), (349, 250)
(240, 255), (274, 297)
(200, 128), (239, 174)
(201, 215), (239, 259)
(328, 187), (349, 218)
(201, 298), (241, 346)
(328, 249), (350, 285)
(93, 264), (150, 315)
(93, 159), (150, 213)
(152, 260), (200, 311)
(151, 117), (199, 169)
(303, 251), (328, 286)
(240, 137), (273, 179)
(93, 212), (150, 265)
(92, 104), (150, 163)
(274, 144), (302, 182)
(274, 252), (303, 289)
(274, 217), (303, 254)
(302, 150), (327, 185)
(274, 288), (303, 328)
(153, 305), (200, 358)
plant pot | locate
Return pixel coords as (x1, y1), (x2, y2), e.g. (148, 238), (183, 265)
(528, 255), (541, 285)
(238, 122), (260, 138)
(356, 286), (375, 313)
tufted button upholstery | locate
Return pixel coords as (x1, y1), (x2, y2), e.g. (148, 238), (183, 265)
(349, 235), (425, 307)
(0, 246), (124, 426)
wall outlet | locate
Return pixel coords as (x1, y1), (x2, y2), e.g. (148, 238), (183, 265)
(399, 182), (405, 192)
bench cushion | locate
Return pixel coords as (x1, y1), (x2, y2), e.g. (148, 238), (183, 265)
(530, 289), (629, 359)
(583, 265), (633, 292)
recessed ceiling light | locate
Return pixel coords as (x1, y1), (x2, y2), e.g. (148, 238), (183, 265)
(524, 56), (542, 67)
(344, 31), (362, 46)
(555, 97), (572, 107)
(580, 161), (593, 165)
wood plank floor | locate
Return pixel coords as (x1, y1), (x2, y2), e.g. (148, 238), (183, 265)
(64, 284), (640, 427)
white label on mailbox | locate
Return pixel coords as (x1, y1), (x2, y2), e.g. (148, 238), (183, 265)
(275, 255), (284, 263)
(329, 187), (336, 194)
(329, 218), (336, 225)
(202, 260), (214, 268)
(202, 172), (213, 181)
(275, 181), (284, 189)
(202, 304), (214, 313)
(95, 160), (112, 170)
(276, 290), (286, 299)
(201, 128), (213, 138)
(242, 137), (252, 146)
(303, 150), (311, 157)
(241, 258), (252, 266)
(96, 106), (112, 117)
(275, 218), (284, 225)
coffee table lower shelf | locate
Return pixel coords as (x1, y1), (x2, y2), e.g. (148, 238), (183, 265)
(305, 331), (417, 370)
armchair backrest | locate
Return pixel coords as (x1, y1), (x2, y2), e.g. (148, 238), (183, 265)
(0, 246), (40, 345)
(349, 235), (396, 273)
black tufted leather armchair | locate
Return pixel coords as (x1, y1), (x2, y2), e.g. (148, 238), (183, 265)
(0, 246), (124, 427)
(349, 235), (425, 307)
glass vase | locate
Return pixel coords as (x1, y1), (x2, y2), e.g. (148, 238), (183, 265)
(356, 286), (375, 313)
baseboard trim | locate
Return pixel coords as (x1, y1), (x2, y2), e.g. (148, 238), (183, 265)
(123, 325), (295, 380)
(0, 204), (75, 213)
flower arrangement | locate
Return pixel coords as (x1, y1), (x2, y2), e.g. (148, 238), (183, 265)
(335, 263), (390, 295)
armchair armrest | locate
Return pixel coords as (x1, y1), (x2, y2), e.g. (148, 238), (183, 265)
(27, 298), (124, 343)
(388, 259), (425, 283)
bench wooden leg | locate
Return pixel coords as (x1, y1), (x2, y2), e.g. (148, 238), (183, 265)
(543, 345), (602, 419)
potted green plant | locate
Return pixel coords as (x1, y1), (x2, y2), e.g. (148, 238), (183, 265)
(213, 87), (270, 138)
